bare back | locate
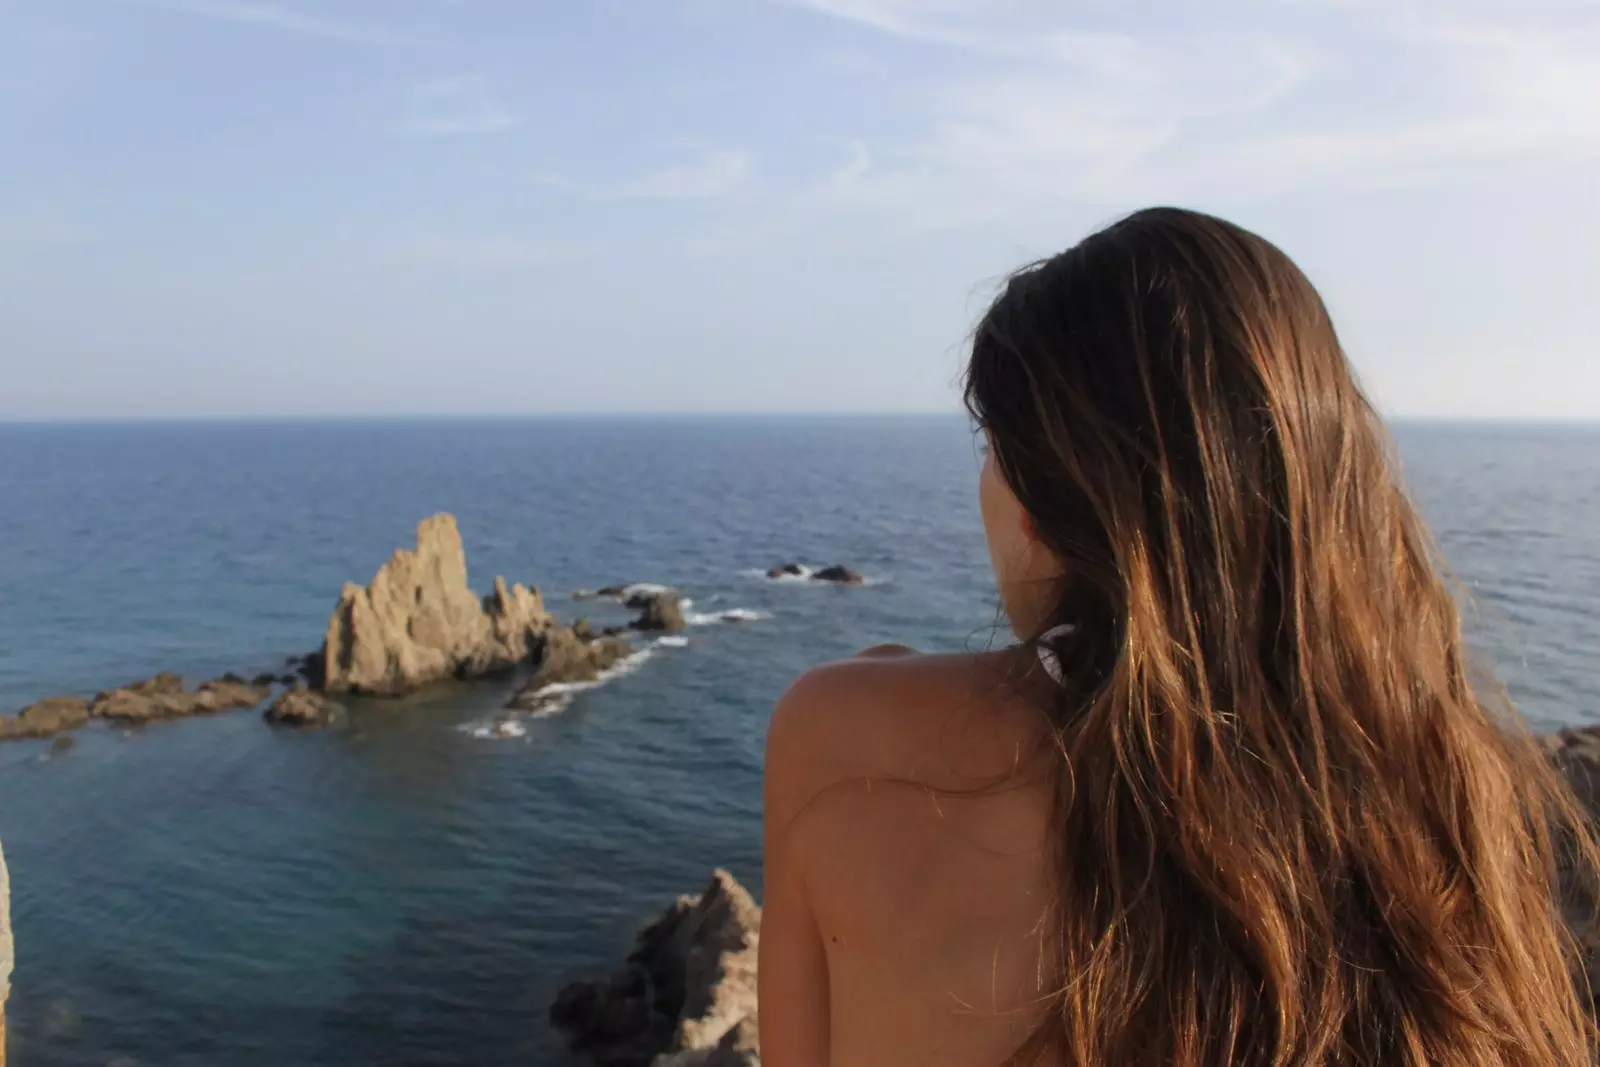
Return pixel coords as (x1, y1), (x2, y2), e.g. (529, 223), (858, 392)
(761, 648), (1059, 1067)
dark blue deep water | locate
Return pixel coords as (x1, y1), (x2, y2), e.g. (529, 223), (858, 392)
(0, 417), (1597, 1066)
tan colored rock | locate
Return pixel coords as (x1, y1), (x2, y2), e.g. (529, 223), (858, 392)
(264, 686), (341, 728)
(553, 870), (760, 1067)
(631, 592), (687, 633)
(468, 576), (553, 675)
(321, 514), (555, 696)
(0, 696), (90, 741)
(506, 630), (633, 710)
(90, 676), (267, 724)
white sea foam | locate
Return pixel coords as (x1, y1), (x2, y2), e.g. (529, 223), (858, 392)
(686, 607), (773, 626)
(749, 565), (814, 583)
(656, 635), (690, 648)
(464, 643), (666, 736)
(464, 719), (528, 741)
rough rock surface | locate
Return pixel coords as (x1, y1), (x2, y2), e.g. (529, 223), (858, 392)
(1, 674), (273, 741)
(631, 592), (687, 633)
(264, 686), (341, 728)
(811, 565), (865, 586)
(506, 631), (634, 709)
(0, 696), (90, 740)
(765, 563), (806, 579)
(320, 514), (555, 696)
(552, 870), (760, 1067)
(89, 676), (268, 724)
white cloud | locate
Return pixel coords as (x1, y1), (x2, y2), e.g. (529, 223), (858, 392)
(396, 78), (521, 137)
(135, 0), (403, 45)
(793, 0), (1041, 49)
(757, 0), (1600, 240)
(607, 150), (752, 201)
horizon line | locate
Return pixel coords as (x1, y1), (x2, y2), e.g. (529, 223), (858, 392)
(2, 411), (1598, 427)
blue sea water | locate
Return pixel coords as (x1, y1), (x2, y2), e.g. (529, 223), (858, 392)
(0, 416), (1597, 1066)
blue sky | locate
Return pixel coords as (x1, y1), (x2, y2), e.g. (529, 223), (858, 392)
(1, 0), (1597, 419)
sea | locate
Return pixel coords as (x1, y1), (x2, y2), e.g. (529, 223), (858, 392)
(0, 416), (1596, 1066)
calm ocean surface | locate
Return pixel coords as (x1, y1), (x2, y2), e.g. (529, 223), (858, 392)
(0, 417), (1597, 1066)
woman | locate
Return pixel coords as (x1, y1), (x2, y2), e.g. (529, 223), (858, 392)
(760, 208), (1598, 1067)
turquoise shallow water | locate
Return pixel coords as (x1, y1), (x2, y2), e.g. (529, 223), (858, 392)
(0, 416), (1596, 1066)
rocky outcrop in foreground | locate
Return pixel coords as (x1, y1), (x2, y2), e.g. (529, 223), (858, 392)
(321, 515), (557, 696)
(553, 871), (760, 1067)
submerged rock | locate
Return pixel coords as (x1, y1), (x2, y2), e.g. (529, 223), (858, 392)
(264, 686), (341, 728)
(765, 562), (863, 585)
(319, 514), (556, 696)
(552, 870), (760, 1067)
(50, 735), (75, 754)
(0, 696), (90, 741)
(811, 565), (865, 586)
(624, 588), (679, 610)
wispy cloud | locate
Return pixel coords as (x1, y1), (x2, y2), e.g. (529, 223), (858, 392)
(745, 0), (1600, 245)
(538, 149), (753, 202)
(396, 78), (521, 137)
(793, 0), (1080, 54)
(134, 0), (405, 45)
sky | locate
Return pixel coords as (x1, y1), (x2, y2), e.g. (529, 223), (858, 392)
(0, 0), (1597, 419)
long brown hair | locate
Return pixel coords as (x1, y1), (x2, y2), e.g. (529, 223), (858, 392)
(964, 207), (1597, 1067)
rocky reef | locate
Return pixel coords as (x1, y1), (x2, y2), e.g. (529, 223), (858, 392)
(630, 591), (687, 633)
(765, 562), (864, 586)
(321, 514), (558, 695)
(263, 686), (343, 728)
(0, 512), (725, 743)
(506, 630), (636, 711)
(552, 870), (760, 1067)
(0, 674), (271, 740)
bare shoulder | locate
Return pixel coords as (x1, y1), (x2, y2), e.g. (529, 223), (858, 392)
(764, 647), (1035, 834)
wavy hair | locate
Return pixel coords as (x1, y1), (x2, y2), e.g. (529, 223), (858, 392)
(964, 207), (1597, 1067)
